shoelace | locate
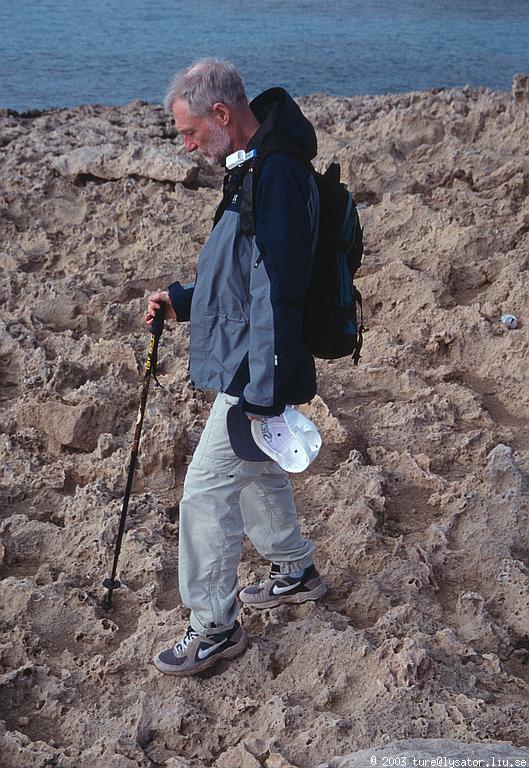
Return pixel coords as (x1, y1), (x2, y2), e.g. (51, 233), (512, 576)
(173, 626), (199, 655)
(257, 569), (287, 588)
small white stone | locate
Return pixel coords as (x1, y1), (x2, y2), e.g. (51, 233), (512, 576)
(500, 313), (518, 329)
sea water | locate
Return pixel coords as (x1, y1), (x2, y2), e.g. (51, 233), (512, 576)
(1, 0), (528, 112)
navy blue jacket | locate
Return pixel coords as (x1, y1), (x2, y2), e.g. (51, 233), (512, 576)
(168, 88), (319, 415)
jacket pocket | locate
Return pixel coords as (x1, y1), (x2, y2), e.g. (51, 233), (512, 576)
(202, 314), (249, 390)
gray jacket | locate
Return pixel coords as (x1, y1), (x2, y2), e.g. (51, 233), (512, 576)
(168, 88), (320, 416)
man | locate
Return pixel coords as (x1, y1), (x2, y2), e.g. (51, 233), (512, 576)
(146, 59), (326, 676)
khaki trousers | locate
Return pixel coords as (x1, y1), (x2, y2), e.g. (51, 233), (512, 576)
(178, 393), (315, 635)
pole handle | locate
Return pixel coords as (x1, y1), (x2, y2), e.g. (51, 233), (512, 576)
(150, 302), (166, 339)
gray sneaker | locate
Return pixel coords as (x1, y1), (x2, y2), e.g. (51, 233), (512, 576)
(152, 621), (248, 676)
(239, 564), (327, 609)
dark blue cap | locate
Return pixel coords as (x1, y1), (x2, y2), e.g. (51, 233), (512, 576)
(226, 404), (270, 462)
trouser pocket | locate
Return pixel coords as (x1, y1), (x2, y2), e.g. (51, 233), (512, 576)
(192, 393), (239, 466)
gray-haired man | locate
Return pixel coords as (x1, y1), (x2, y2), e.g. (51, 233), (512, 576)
(146, 60), (326, 676)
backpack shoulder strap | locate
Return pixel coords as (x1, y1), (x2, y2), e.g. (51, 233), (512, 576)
(213, 155), (256, 228)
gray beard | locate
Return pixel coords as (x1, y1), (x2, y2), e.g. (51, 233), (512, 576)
(202, 121), (232, 166)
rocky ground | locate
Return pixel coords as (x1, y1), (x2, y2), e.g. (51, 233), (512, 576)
(1, 75), (529, 767)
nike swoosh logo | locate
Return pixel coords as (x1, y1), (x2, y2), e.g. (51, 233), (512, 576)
(196, 638), (229, 660)
(271, 581), (301, 595)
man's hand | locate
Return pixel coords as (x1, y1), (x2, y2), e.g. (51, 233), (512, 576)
(145, 291), (176, 326)
(246, 413), (262, 421)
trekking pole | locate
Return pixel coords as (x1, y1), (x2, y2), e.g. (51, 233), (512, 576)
(102, 303), (166, 609)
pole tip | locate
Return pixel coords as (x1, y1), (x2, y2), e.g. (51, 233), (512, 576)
(102, 594), (112, 610)
(102, 577), (121, 610)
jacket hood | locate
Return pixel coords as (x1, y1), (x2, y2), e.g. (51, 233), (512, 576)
(248, 87), (317, 161)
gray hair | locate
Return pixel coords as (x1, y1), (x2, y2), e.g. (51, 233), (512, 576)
(163, 58), (247, 116)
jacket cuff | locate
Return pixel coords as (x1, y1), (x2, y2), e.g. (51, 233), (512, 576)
(241, 396), (285, 417)
(168, 281), (191, 322)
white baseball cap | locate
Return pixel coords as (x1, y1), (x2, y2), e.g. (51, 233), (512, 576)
(227, 404), (322, 473)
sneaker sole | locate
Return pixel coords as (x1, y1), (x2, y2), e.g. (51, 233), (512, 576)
(240, 581), (327, 610)
(152, 630), (249, 676)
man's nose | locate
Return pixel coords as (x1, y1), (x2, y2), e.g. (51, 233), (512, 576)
(184, 135), (197, 152)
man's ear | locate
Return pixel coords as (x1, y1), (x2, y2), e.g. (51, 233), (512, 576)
(212, 102), (230, 126)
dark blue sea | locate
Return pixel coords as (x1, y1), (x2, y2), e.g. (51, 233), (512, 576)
(1, 0), (528, 113)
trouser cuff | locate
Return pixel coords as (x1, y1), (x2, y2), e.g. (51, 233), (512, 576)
(190, 612), (238, 637)
(274, 555), (314, 575)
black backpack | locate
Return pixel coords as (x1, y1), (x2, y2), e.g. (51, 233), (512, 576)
(304, 160), (364, 363)
(219, 144), (365, 363)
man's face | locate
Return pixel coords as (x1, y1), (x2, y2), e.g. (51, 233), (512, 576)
(172, 99), (232, 166)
